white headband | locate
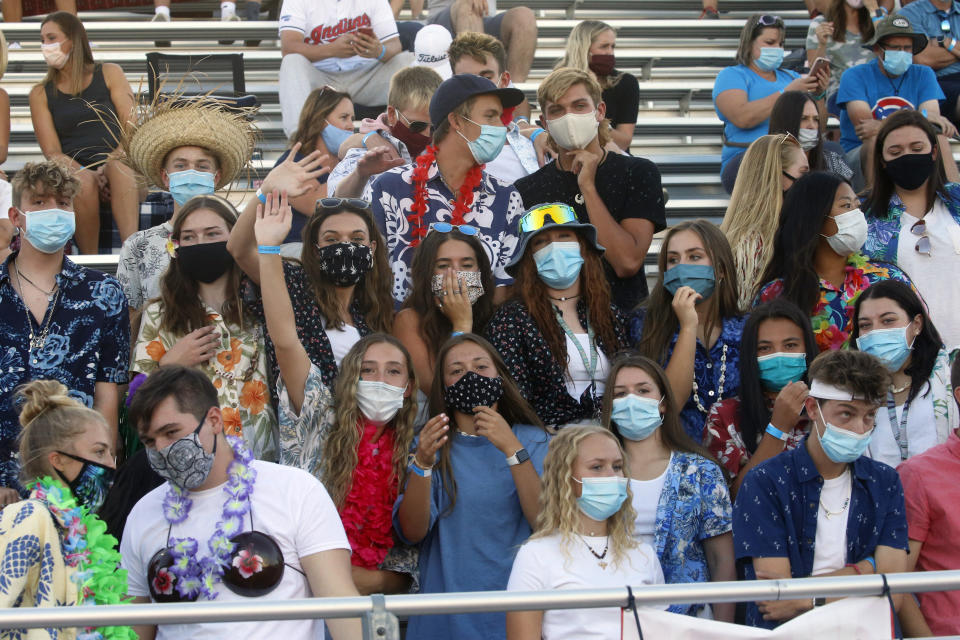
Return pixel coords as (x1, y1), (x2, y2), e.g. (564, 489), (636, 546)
(809, 380), (865, 401)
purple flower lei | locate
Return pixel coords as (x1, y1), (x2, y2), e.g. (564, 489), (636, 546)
(161, 436), (257, 601)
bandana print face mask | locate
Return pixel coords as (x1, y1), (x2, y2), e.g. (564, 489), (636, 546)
(431, 271), (485, 304)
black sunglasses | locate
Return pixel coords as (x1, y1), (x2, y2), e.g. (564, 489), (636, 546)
(398, 111), (431, 134)
(317, 197), (370, 210)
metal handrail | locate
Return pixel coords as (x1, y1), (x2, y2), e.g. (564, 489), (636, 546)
(0, 570), (958, 629)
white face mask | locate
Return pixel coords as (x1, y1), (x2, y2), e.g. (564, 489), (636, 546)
(822, 208), (868, 256)
(355, 380), (406, 425)
(546, 110), (599, 150)
(797, 127), (819, 151)
(41, 42), (69, 69)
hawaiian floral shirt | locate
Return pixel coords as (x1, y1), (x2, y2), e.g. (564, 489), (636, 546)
(245, 260), (372, 392)
(364, 159), (523, 305)
(132, 299), (278, 462)
(485, 299), (628, 427)
(275, 363), (419, 589)
(733, 438), (909, 629)
(703, 396), (810, 482)
(327, 127), (414, 197)
(754, 253), (914, 352)
(628, 311), (746, 443)
(0, 254), (129, 491)
(654, 452), (732, 616)
(116, 221), (173, 311)
(864, 183), (960, 263)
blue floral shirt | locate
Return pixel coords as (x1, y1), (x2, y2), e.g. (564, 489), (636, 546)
(733, 438), (909, 629)
(864, 183), (960, 263)
(653, 452), (732, 616)
(629, 312), (746, 442)
(0, 254), (130, 490)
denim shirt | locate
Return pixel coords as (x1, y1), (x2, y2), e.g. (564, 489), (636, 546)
(0, 254), (130, 490)
(654, 452), (733, 616)
(864, 183), (960, 263)
(733, 438), (909, 629)
(629, 312), (746, 442)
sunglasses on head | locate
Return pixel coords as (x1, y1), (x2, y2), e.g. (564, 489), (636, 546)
(430, 222), (479, 235)
(317, 197), (370, 211)
(518, 203), (579, 234)
(757, 14), (783, 26)
(397, 111), (431, 134)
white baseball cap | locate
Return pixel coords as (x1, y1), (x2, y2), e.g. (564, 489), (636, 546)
(411, 25), (453, 80)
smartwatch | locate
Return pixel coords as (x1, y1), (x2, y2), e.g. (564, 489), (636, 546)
(812, 597), (826, 608)
(506, 448), (531, 466)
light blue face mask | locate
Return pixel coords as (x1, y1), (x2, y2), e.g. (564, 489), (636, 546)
(663, 263), (716, 299)
(533, 241), (584, 289)
(24, 208), (76, 253)
(321, 122), (355, 157)
(755, 46), (785, 71)
(856, 325), (914, 372)
(814, 399), (874, 463)
(167, 170), (216, 207)
(611, 394), (663, 441)
(882, 50), (912, 76)
(573, 476), (629, 521)
(458, 117), (508, 164)
(756, 352), (807, 391)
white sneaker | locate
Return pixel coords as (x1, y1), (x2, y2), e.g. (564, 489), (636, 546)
(151, 11), (170, 21)
(221, 12), (240, 21)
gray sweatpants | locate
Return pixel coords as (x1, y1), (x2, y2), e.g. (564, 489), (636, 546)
(279, 52), (414, 137)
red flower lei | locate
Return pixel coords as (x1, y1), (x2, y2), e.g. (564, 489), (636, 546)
(339, 419), (398, 570)
(408, 144), (485, 248)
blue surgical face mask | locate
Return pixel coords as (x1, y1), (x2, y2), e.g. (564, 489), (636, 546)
(458, 117), (508, 164)
(755, 46), (785, 71)
(663, 263), (716, 299)
(856, 325), (914, 372)
(882, 49), (912, 76)
(814, 399), (874, 463)
(611, 395), (663, 441)
(573, 475), (629, 521)
(533, 240), (584, 289)
(23, 208), (76, 253)
(756, 352), (807, 391)
(167, 169), (216, 207)
(321, 123), (355, 157)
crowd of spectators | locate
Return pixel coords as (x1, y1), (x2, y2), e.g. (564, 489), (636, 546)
(1, 1), (960, 639)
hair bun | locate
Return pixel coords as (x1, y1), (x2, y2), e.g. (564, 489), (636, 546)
(17, 379), (77, 427)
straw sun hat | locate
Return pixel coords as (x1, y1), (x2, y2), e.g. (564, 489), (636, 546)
(121, 94), (258, 190)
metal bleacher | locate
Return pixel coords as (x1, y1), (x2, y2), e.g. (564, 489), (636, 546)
(0, 0), (815, 273)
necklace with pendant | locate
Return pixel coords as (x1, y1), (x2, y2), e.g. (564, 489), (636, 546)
(14, 261), (61, 352)
(582, 535), (609, 569)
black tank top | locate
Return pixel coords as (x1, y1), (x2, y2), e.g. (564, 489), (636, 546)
(44, 64), (122, 166)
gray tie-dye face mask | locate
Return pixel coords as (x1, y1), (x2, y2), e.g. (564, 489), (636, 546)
(431, 271), (484, 305)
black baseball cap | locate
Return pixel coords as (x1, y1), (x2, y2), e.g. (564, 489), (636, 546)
(429, 74), (525, 130)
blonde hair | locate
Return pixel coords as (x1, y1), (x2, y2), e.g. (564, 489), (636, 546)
(17, 380), (106, 484)
(321, 334), (418, 508)
(388, 66), (443, 113)
(556, 20), (622, 90)
(721, 133), (801, 308)
(537, 67), (612, 149)
(11, 161), (81, 209)
(448, 31), (507, 76)
(530, 425), (639, 569)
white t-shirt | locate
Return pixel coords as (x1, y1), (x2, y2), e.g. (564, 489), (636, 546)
(897, 200), (960, 351)
(866, 389), (939, 468)
(629, 456), (671, 548)
(121, 461), (350, 640)
(322, 318), (361, 366)
(507, 533), (664, 640)
(484, 143), (527, 185)
(811, 469), (851, 576)
(0, 179), (11, 220)
(564, 333), (609, 400)
(278, 0), (399, 73)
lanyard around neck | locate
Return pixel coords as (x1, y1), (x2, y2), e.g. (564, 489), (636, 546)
(553, 306), (598, 383)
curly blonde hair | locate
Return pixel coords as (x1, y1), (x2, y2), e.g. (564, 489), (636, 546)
(530, 425), (639, 569)
(321, 334), (418, 508)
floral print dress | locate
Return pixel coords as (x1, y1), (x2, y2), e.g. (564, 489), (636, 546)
(132, 300), (278, 462)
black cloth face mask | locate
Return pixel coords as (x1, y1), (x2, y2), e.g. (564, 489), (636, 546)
(883, 152), (936, 191)
(176, 241), (235, 283)
(443, 371), (504, 414)
(315, 242), (373, 287)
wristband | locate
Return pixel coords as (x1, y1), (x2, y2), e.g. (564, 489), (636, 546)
(376, 44), (386, 61)
(529, 128), (546, 143)
(864, 556), (877, 573)
(451, 331), (465, 337)
(408, 462), (432, 478)
(950, 38), (957, 52)
(361, 131), (379, 149)
(845, 562), (863, 575)
(813, 90), (826, 101)
(258, 245), (282, 255)
(765, 423), (789, 441)
(256, 188), (267, 204)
